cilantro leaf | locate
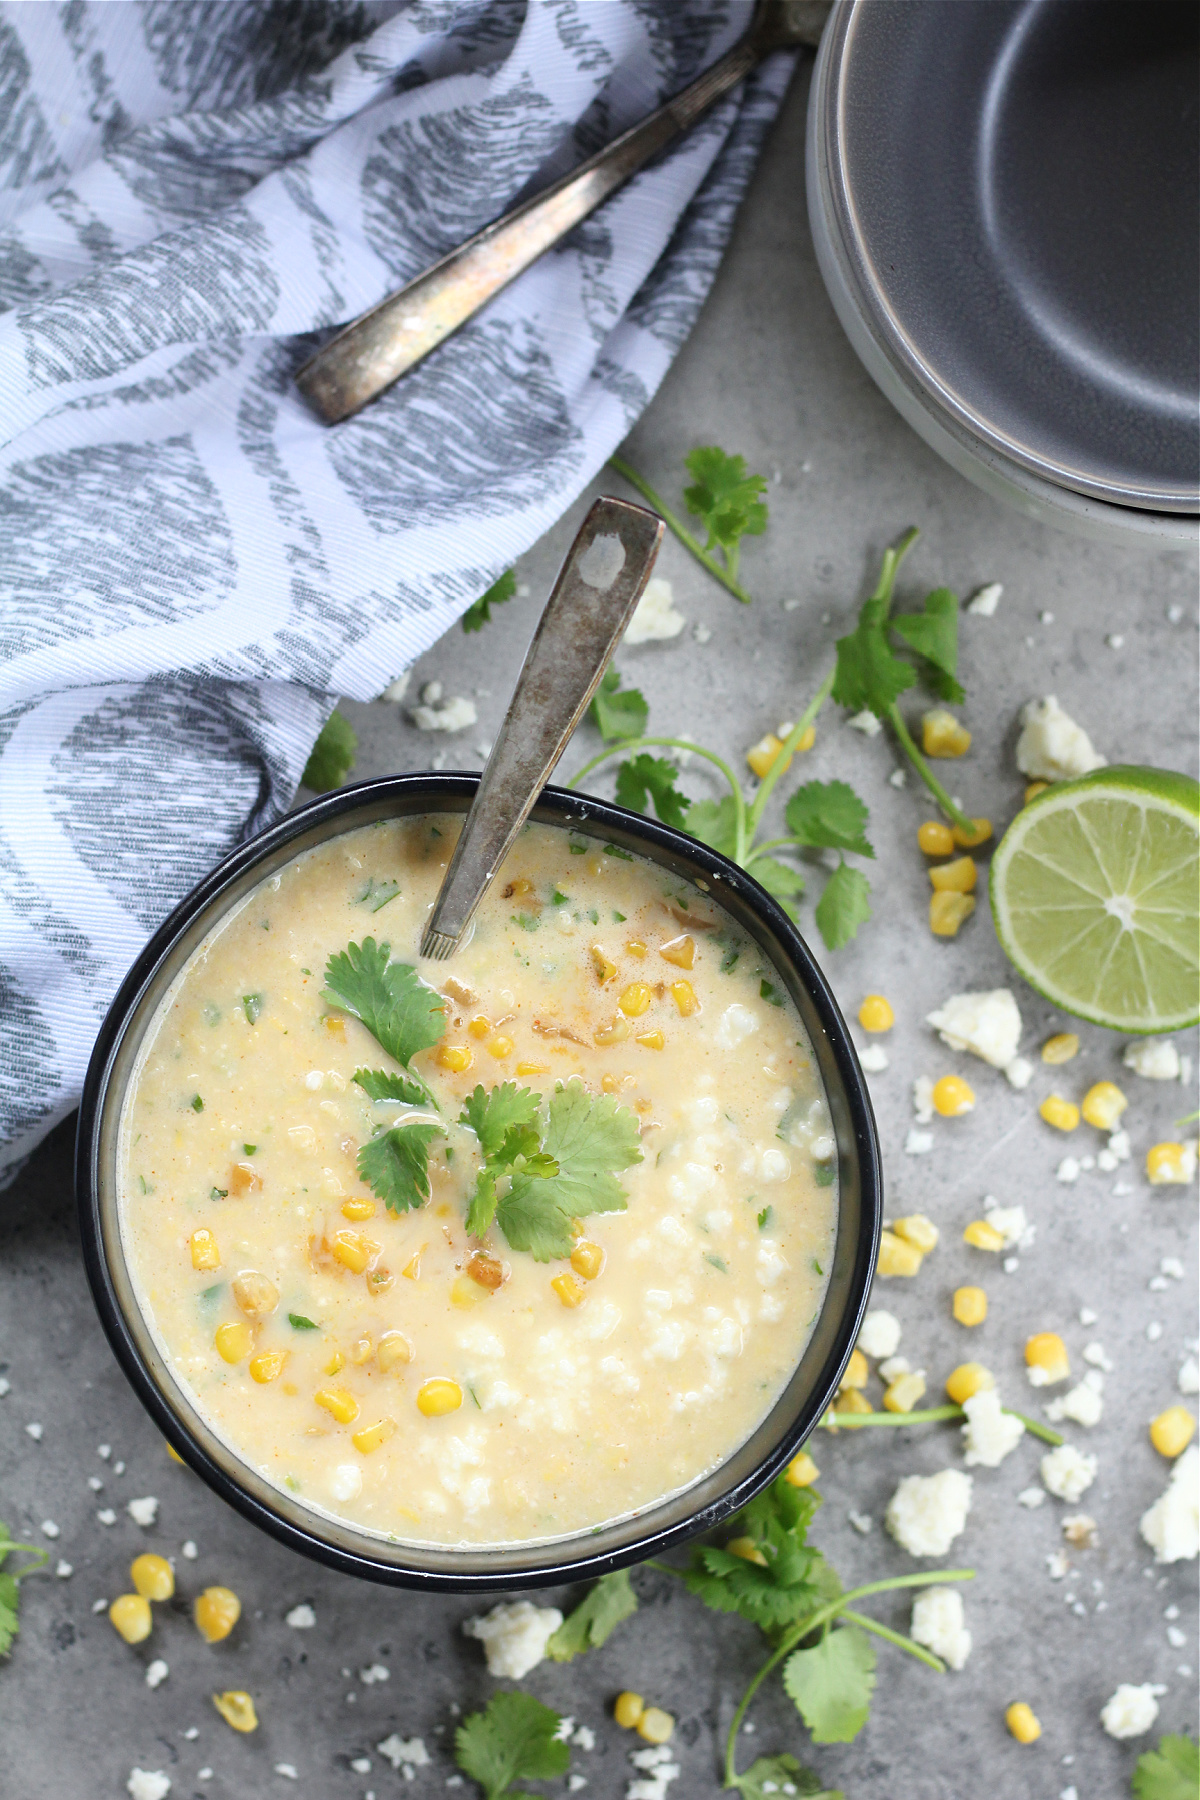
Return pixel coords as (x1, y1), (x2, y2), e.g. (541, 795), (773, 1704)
(323, 939), (446, 1068)
(1133, 1736), (1200, 1800)
(590, 668), (648, 743)
(785, 781), (874, 858)
(302, 709), (357, 792)
(357, 1121), (445, 1214)
(782, 1627), (876, 1744)
(455, 1691), (570, 1800)
(684, 1476), (829, 1630)
(497, 1082), (642, 1261)
(547, 1569), (639, 1661)
(0, 1520), (48, 1658)
(814, 863), (872, 951)
(465, 1166), (499, 1237)
(831, 606), (916, 717)
(683, 447), (768, 552)
(730, 1755), (840, 1800)
(891, 587), (964, 702)
(354, 1067), (435, 1108)
(496, 1175), (578, 1260)
(683, 795), (739, 858)
(288, 1314), (318, 1330)
(462, 568), (516, 634)
(460, 1083), (541, 1161)
(749, 856), (805, 921)
(615, 754), (689, 831)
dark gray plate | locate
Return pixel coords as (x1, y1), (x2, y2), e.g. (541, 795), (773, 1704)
(820, 0), (1198, 513)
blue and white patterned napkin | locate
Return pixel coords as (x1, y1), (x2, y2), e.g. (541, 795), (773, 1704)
(0, 0), (793, 1181)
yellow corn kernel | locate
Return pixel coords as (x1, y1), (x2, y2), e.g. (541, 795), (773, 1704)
(487, 1035), (514, 1059)
(232, 1270), (279, 1317)
(945, 1362), (995, 1404)
(352, 1417), (397, 1455)
(570, 1241), (604, 1281)
(930, 891), (976, 936)
(313, 1385), (359, 1425)
(932, 1074), (975, 1117)
(600, 1073), (622, 1092)
(726, 1535), (768, 1565)
(215, 1321), (252, 1364)
(659, 934), (695, 969)
(952, 1286), (988, 1327)
(506, 877), (535, 897)
(1149, 1407), (1196, 1459)
(836, 1388), (874, 1416)
(785, 1450), (820, 1488)
(341, 1198), (376, 1223)
(324, 1013), (346, 1039)
(436, 1043), (473, 1073)
(922, 709), (971, 757)
(636, 1030), (665, 1050)
(228, 1161), (262, 1196)
(951, 816), (992, 848)
(130, 1553), (174, 1602)
(619, 982), (653, 1018)
(552, 1272), (585, 1308)
(670, 980), (699, 1017)
(402, 1252), (421, 1280)
(614, 1692), (645, 1730)
(1025, 1332), (1070, 1384)
(190, 1229), (220, 1271)
(324, 1349), (345, 1375)
(450, 1274), (482, 1308)
(877, 1229), (923, 1277)
(590, 945), (617, 983)
(1005, 1703), (1041, 1745)
(516, 1060), (550, 1076)
(593, 1018), (630, 1046)
(857, 994), (894, 1033)
(213, 1690), (258, 1733)
(468, 1015), (491, 1038)
(626, 939), (648, 958)
(795, 723), (816, 752)
(417, 1378), (463, 1418)
(1041, 1032), (1080, 1064)
(331, 1229), (376, 1274)
(963, 1219), (1005, 1252)
(883, 1371), (927, 1413)
(893, 1214), (939, 1253)
(1024, 781), (1049, 803)
(747, 732), (790, 780)
(377, 1330), (413, 1372)
(249, 1349), (287, 1385)
(194, 1586), (240, 1644)
(1081, 1080), (1127, 1130)
(929, 855), (977, 894)
(1146, 1142), (1191, 1184)
(637, 1707), (675, 1746)
(839, 1348), (870, 1390)
(917, 821), (955, 856)
(1039, 1094), (1080, 1132)
(109, 1593), (153, 1644)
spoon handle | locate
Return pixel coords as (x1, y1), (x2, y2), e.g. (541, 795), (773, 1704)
(420, 496), (664, 960)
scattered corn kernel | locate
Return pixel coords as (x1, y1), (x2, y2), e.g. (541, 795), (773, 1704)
(932, 1074), (975, 1117)
(594, 1018), (630, 1045)
(1146, 1142), (1191, 1184)
(331, 1230), (376, 1274)
(619, 982), (653, 1018)
(590, 946), (617, 983)
(213, 1690), (258, 1733)
(571, 1241), (604, 1281)
(636, 1030), (665, 1050)
(892, 1214), (939, 1252)
(626, 939), (648, 958)
(637, 1707), (675, 1746)
(468, 1015), (491, 1038)
(402, 1252), (421, 1280)
(194, 1586), (240, 1644)
(785, 1450), (820, 1488)
(450, 1274), (483, 1308)
(340, 1197), (376, 1221)
(324, 1349), (345, 1375)
(747, 732), (791, 780)
(930, 891), (975, 936)
(670, 980), (699, 1016)
(417, 1378), (463, 1418)
(840, 1348), (870, 1390)
(1005, 1702), (1041, 1745)
(352, 1417), (397, 1455)
(945, 1363), (995, 1404)
(726, 1535), (768, 1566)
(929, 855), (977, 894)
(922, 709), (971, 757)
(228, 1161), (262, 1195)
(109, 1593), (152, 1644)
(436, 1043), (473, 1073)
(1024, 781), (1049, 803)
(963, 1219), (1005, 1252)
(552, 1272), (585, 1308)
(515, 1060), (550, 1076)
(130, 1554), (174, 1602)
(1149, 1407), (1196, 1459)
(313, 1385), (359, 1425)
(836, 1388), (874, 1416)
(614, 1693), (645, 1730)
(377, 1330), (413, 1371)
(324, 1015), (345, 1037)
(1081, 1081), (1127, 1130)
(348, 1334), (374, 1365)
(190, 1229), (220, 1271)
(1041, 1032), (1079, 1064)
(952, 1286), (988, 1327)
(214, 1321), (252, 1364)
(1025, 1333), (1070, 1384)
(883, 1371), (927, 1413)
(877, 1229), (923, 1277)
(232, 1271), (279, 1317)
(917, 821), (955, 856)
(858, 995), (894, 1033)
(249, 1349), (287, 1385)
(1039, 1094), (1080, 1132)
(487, 1035), (514, 1059)
(951, 816), (992, 848)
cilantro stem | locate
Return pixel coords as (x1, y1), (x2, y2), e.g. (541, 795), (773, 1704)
(744, 665), (836, 841)
(4, 1542), (49, 1575)
(608, 453), (753, 605)
(821, 1402), (1063, 1447)
(885, 705), (972, 832)
(567, 735), (749, 866)
(873, 525), (920, 610)
(838, 1607), (945, 1673)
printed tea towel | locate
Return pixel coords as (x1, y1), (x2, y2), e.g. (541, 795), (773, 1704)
(0, 0), (795, 1182)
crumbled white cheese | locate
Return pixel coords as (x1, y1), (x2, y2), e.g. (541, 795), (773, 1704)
(273, 1768), (298, 1782)
(1015, 696), (1106, 781)
(692, 622), (712, 645)
(96, 1509), (117, 1526)
(1056, 1157), (1081, 1184)
(1041, 1444), (1098, 1502)
(926, 989), (1022, 1071)
(904, 1130), (934, 1156)
(0, 1378), (9, 1398)
(983, 1201), (1032, 1249)
(966, 582), (1003, 617)
(1062, 1513), (1098, 1548)
(912, 1076), (934, 1123)
(888, 768), (907, 788)
(573, 1726), (596, 1751)
(329, 1464), (361, 1502)
(1005, 1055), (1034, 1090)
(1083, 1342), (1114, 1372)
(1045, 1549), (1070, 1580)
(878, 1355), (912, 1383)
(1045, 1380), (1103, 1428)
(885, 1470), (973, 1557)
(910, 1586), (972, 1669)
(55, 1560), (72, 1578)
(127, 1496), (158, 1528)
(127, 1774), (171, 1800)
(1100, 1684), (1164, 1739)
(1122, 1038), (1181, 1080)
(379, 671), (410, 704)
(846, 710), (882, 735)
(859, 1044), (889, 1072)
(359, 1663), (389, 1684)
(377, 1735), (431, 1773)
(181, 1540), (197, 1560)
(1140, 1444), (1199, 1564)
(716, 1004), (759, 1050)
(624, 577), (685, 644)
(1178, 1357), (1200, 1396)
(848, 1510), (873, 1535)
(40, 1520), (59, 1539)
(1079, 1307), (1098, 1326)
(628, 1743), (680, 1800)
(463, 1601), (563, 1679)
(1161, 1257), (1185, 1279)
(24, 1422), (43, 1441)
(145, 1659), (168, 1689)
(409, 694), (477, 732)
(857, 1310), (901, 1360)
(1017, 1488), (1046, 1508)
(961, 1389), (1025, 1467)
(285, 1603), (315, 1629)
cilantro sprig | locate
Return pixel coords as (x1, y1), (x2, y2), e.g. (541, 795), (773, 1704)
(302, 709), (357, 793)
(546, 1569), (638, 1660)
(454, 1691), (570, 1799)
(0, 1520), (49, 1658)
(462, 568), (516, 634)
(1133, 1735), (1199, 1800)
(609, 447), (766, 604)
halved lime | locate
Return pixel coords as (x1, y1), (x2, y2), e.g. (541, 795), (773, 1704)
(991, 765), (1199, 1033)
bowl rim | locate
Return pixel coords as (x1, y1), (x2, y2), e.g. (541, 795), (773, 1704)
(76, 772), (882, 1593)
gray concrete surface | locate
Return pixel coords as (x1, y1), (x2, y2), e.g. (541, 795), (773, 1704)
(2, 61), (1197, 1800)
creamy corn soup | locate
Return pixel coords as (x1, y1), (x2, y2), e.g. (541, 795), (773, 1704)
(120, 817), (837, 1547)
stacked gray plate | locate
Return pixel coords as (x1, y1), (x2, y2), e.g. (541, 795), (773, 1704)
(808, 0), (1200, 543)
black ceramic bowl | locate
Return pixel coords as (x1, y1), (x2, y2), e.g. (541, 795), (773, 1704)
(76, 775), (881, 1594)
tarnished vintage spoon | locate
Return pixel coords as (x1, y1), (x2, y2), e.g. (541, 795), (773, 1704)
(419, 495), (664, 960)
(297, 0), (830, 423)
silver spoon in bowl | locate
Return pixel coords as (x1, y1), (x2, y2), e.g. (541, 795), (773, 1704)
(419, 495), (664, 960)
